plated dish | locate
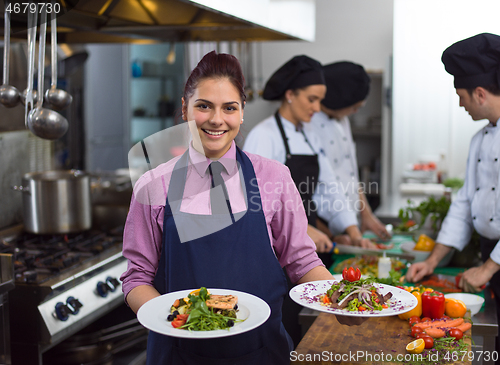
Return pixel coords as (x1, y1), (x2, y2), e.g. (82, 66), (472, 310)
(289, 279), (418, 317)
(137, 288), (271, 338)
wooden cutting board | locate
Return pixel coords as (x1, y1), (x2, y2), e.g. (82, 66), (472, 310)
(293, 312), (471, 365)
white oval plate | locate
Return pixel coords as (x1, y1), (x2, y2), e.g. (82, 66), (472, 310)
(137, 288), (271, 338)
(289, 279), (417, 317)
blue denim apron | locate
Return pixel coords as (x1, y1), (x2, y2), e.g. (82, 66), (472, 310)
(146, 147), (293, 365)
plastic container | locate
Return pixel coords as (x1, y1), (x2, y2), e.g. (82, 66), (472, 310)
(378, 253), (391, 278)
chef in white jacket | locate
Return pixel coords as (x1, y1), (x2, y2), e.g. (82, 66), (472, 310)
(406, 33), (500, 359)
(310, 61), (390, 240)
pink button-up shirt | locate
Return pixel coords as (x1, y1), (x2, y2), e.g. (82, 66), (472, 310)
(120, 142), (323, 301)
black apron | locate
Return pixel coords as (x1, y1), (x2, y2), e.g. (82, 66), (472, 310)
(146, 147), (292, 364)
(479, 235), (500, 364)
(275, 111), (329, 348)
(275, 111), (319, 228)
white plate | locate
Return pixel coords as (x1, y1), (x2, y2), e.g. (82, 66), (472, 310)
(137, 288), (271, 338)
(289, 280), (417, 317)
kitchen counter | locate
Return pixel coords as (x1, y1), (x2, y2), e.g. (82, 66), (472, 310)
(294, 312), (472, 365)
(298, 286), (497, 365)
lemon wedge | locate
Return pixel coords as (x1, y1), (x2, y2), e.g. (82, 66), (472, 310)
(406, 338), (425, 354)
(189, 288), (210, 296)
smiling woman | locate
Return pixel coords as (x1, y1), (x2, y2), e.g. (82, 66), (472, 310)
(182, 78), (243, 159)
(120, 50), (336, 365)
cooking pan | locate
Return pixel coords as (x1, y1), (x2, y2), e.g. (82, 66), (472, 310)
(13, 170), (91, 234)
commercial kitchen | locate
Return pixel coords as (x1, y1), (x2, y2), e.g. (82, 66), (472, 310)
(0, 0), (499, 364)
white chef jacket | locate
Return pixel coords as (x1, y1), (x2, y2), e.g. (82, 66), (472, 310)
(243, 114), (358, 234)
(310, 112), (361, 215)
(437, 121), (500, 264)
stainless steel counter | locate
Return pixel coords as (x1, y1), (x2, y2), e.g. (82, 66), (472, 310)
(470, 287), (498, 365)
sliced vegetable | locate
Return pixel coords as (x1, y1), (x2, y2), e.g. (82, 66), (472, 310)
(406, 338), (425, 354)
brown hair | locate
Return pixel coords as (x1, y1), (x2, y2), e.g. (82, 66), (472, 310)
(183, 50), (246, 107)
(467, 84), (500, 96)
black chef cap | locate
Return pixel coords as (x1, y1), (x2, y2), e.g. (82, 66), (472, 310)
(262, 55), (325, 100)
(321, 61), (371, 110)
(442, 33), (500, 89)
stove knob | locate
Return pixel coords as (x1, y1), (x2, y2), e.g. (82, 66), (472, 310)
(55, 302), (70, 321)
(96, 281), (109, 297)
(106, 277), (121, 292)
(66, 296), (83, 315)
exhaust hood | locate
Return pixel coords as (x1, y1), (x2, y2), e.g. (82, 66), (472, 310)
(3, 0), (316, 43)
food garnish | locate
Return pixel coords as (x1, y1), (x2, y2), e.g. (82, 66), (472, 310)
(320, 273), (392, 312)
(167, 287), (243, 331)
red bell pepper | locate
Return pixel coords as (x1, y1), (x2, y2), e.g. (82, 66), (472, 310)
(421, 291), (445, 319)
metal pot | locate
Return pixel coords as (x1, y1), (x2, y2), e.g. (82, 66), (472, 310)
(13, 170), (91, 234)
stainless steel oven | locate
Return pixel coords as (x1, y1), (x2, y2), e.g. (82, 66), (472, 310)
(0, 225), (145, 365)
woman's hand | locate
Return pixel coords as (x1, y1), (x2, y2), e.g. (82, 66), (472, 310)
(307, 224), (334, 253)
(126, 285), (161, 314)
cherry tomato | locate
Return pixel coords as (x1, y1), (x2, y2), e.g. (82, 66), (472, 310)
(441, 315), (451, 320)
(416, 333), (430, 339)
(411, 326), (424, 337)
(420, 317), (432, 322)
(171, 313), (189, 328)
(448, 328), (464, 340)
(342, 267), (361, 282)
(417, 334), (434, 349)
(408, 316), (421, 326)
(176, 314), (189, 321)
(171, 319), (184, 328)
(404, 220), (416, 228)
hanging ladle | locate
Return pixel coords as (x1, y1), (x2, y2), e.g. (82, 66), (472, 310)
(0, 10), (20, 107)
(44, 6), (72, 110)
(21, 10), (38, 109)
(27, 7), (68, 140)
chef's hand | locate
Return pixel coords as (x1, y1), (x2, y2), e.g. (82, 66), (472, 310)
(459, 259), (500, 292)
(406, 243), (453, 283)
(355, 237), (378, 249)
(405, 261), (434, 283)
(361, 212), (392, 241)
(307, 224), (334, 253)
(335, 315), (368, 326)
(345, 225), (378, 249)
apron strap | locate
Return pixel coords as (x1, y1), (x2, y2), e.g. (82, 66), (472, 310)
(274, 111), (292, 160)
